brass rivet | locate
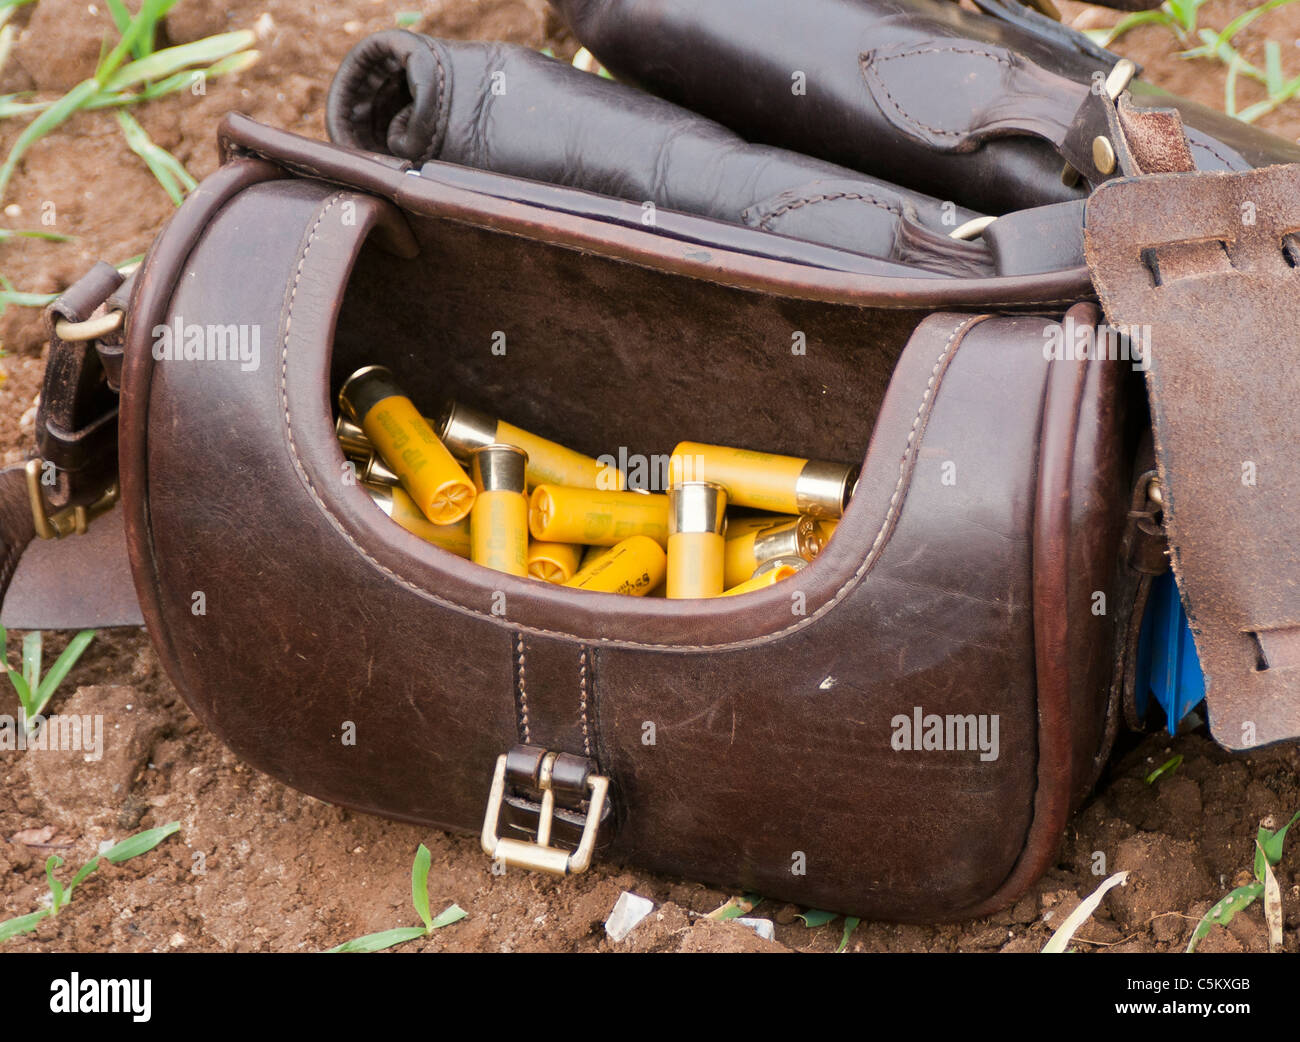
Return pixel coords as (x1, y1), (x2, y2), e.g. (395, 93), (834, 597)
(1093, 135), (1116, 175)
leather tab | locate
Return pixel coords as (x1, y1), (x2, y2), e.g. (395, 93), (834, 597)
(1085, 164), (1300, 748)
(39, 262), (124, 511)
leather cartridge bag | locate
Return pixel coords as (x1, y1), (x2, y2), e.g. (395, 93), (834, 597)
(2, 9), (1295, 922)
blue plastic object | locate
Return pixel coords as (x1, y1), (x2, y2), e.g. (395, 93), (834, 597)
(1135, 570), (1206, 734)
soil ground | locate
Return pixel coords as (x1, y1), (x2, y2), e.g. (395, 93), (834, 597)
(2, 0), (1299, 953)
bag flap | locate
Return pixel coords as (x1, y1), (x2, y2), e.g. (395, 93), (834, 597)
(1085, 164), (1300, 749)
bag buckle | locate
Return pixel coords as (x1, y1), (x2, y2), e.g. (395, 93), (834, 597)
(25, 459), (119, 539)
(480, 748), (610, 876)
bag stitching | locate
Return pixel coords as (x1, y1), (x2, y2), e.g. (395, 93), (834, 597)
(278, 193), (985, 650)
(578, 647), (592, 758)
(515, 632), (532, 744)
(751, 191), (902, 229)
(864, 46), (1014, 139)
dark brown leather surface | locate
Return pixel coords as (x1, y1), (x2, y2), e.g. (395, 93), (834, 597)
(550, 0), (1300, 213)
(326, 33), (995, 276)
(1086, 165), (1300, 749)
(112, 124), (1136, 915)
(0, 504), (141, 629)
(0, 464), (35, 601)
(222, 114), (1094, 308)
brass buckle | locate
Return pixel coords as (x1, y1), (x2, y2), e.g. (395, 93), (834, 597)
(480, 752), (610, 876)
(25, 459), (120, 540)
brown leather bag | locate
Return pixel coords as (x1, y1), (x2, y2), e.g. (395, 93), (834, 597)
(1, 6), (1294, 921)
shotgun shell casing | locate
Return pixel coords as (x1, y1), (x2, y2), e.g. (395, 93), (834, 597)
(469, 444), (530, 577)
(336, 415), (372, 456)
(754, 554), (808, 577)
(564, 535), (666, 596)
(723, 513), (801, 540)
(721, 558), (804, 596)
(337, 412), (440, 454)
(365, 483), (471, 558)
(669, 441), (859, 519)
(339, 366), (475, 524)
(723, 515), (824, 588)
(346, 449), (401, 488)
(439, 400), (623, 490)
(666, 481), (727, 599)
(816, 519), (840, 545)
(529, 485), (670, 546)
(527, 540), (586, 584)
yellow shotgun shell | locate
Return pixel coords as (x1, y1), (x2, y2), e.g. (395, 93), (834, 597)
(564, 535), (666, 596)
(339, 366), (475, 524)
(439, 400), (624, 490)
(469, 444), (530, 577)
(527, 540), (585, 584)
(723, 515), (825, 588)
(724, 513), (801, 540)
(365, 483), (471, 558)
(721, 559), (804, 596)
(669, 441), (859, 519)
(529, 485), (670, 546)
(666, 481), (727, 599)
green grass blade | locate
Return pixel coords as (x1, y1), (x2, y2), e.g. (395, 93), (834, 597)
(1254, 809), (1300, 879)
(96, 0), (179, 81)
(1099, 9), (1171, 48)
(430, 903), (467, 929)
(1265, 40), (1284, 97)
(327, 926), (429, 953)
(20, 630), (40, 693)
(0, 94), (42, 118)
(114, 110), (194, 205)
(0, 908), (51, 942)
(64, 856), (100, 902)
(103, 31), (256, 93)
(837, 916), (860, 953)
(45, 854), (65, 912)
(121, 49), (261, 103)
(6, 667), (33, 716)
(1144, 753), (1182, 784)
(104, 0), (133, 40)
(1225, 52), (1242, 117)
(411, 843), (433, 930)
(0, 78), (101, 201)
(105, 0), (155, 60)
(31, 628), (95, 715)
(795, 909), (837, 928)
(102, 821), (180, 863)
(1186, 882), (1262, 952)
(0, 227), (72, 243)
(0, 24), (14, 79)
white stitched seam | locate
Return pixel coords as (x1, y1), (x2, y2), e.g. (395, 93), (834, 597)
(578, 647), (591, 758)
(515, 632), (531, 745)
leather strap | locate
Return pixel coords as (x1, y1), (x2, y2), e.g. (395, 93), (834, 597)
(1086, 163), (1300, 749)
(0, 264), (143, 628)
